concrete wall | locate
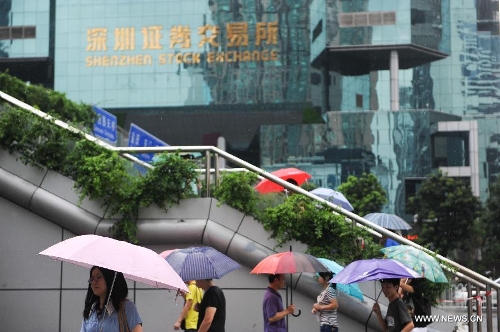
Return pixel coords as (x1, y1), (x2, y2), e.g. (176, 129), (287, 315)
(0, 148), (455, 331)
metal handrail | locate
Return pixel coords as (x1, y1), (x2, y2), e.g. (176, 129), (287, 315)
(1, 89), (496, 287)
(2, 90), (499, 331)
(111, 147), (500, 286)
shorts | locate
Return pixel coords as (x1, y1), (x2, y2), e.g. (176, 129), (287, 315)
(320, 324), (339, 332)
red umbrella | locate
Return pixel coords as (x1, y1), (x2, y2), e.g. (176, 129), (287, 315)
(255, 168), (312, 194)
(251, 247), (327, 317)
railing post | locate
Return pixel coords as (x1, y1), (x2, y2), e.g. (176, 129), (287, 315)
(467, 283), (473, 332)
(214, 152), (220, 187)
(205, 150), (211, 197)
(476, 285), (482, 332)
(497, 288), (500, 332)
(486, 284), (492, 332)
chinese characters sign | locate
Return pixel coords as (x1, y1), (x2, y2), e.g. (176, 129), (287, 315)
(92, 105), (117, 144)
(128, 123), (168, 163)
(85, 22), (279, 67)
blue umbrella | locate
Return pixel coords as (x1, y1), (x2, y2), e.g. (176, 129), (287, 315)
(317, 258), (364, 301)
(363, 212), (412, 230)
(164, 246), (241, 281)
(309, 188), (354, 211)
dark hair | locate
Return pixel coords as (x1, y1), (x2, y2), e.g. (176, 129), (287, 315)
(318, 271), (333, 281)
(380, 278), (400, 287)
(268, 274), (283, 283)
(83, 266), (128, 319)
(318, 271), (337, 290)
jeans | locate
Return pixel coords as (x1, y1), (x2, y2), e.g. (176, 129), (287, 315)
(320, 325), (338, 332)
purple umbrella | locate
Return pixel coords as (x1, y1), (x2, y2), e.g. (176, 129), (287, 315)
(330, 259), (420, 332)
(331, 258), (420, 284)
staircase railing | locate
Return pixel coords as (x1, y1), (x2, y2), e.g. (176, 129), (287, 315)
(1, 90), (499, 332)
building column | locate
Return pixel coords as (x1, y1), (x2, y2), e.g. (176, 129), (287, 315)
(390, 50), (399, 111)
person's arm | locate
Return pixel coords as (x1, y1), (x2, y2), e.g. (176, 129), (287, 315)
(123, 300), (143, 332)
(399, 279), (414, 293)
(174, 299), (193, 330)
(314, 288), (338, 311)
(313, 298), (338, 311)
(197, 306), (216, 332)
(269, 304), (295, 323)
(131, 324), (143, 332)
(372, 302), (387, 332)
(401, 321), (414, 332)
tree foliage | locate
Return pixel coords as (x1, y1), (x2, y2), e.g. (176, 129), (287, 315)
(408, 171), (483, 263)
(0, 71), (96, 127)
(0, 72), (198, 242)
(260, 194), (382, 264)
(336, 172), (388, 216)
(213, 171), (259, 216)
(479, 176), (500, 275)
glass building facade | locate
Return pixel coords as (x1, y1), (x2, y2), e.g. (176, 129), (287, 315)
(52, 0), (311, 108)
(1, 0), (500, 216)
(261, 110), (463, 218)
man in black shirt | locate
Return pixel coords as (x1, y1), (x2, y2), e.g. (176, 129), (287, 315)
(373, 278), (414, 332)
(196, 279), (226, 332)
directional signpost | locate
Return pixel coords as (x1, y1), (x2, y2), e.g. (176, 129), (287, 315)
(128, 123), (169, 163)
(92, 105), (117, 144)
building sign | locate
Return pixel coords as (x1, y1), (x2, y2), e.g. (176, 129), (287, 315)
(128, 123), (168, 163)
(92, 105), (117, 144)
(85, 22), (279, 67)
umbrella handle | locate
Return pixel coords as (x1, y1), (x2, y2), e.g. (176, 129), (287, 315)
(292, 309), (301, 317)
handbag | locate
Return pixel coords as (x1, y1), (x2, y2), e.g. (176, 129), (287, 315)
(118, 300), (131, 332)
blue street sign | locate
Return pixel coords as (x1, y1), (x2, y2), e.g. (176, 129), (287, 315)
(128, 123), (169, 163)
(92, 105), (117, 144)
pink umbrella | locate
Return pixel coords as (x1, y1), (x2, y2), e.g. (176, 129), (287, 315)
(39, 234), (188, 292)
(159, 248), (179, 259)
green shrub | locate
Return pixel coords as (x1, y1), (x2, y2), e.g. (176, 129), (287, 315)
(213, 171), (259, 216)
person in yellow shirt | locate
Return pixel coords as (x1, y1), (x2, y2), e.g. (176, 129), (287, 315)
(174, 280), (203, 332)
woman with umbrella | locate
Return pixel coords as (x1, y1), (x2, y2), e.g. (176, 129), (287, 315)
(311, 271), (339, 332)
(399, 278), (432, 332)
(81, 266), (143, 332)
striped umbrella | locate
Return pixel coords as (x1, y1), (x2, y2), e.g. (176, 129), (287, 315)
(164, 246), (241, 281)
(363, 212), (412, 230)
